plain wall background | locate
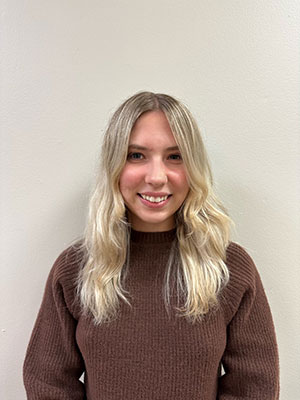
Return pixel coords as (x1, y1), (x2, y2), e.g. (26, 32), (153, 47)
(1, 0), (299, 398)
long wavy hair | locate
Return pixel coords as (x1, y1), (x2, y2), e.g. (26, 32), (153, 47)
(76, 91), (233, 324)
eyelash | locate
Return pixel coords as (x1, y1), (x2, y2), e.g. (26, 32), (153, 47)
(127, 152), (182, 161)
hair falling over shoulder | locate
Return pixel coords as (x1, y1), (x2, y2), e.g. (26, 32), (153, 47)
(76, 91), (234, 325)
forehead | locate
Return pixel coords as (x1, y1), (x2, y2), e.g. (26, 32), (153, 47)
(129, 111), (177, 146)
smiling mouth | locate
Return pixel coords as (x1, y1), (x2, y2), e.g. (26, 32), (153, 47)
(138, 193), (172, 203)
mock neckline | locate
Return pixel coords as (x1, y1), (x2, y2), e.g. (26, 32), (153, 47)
(130, 228), (177, 244)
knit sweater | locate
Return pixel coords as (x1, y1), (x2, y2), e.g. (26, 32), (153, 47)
(23, 229), (279, 399)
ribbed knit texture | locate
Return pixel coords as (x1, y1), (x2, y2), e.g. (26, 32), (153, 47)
(23, 230), (279, 399)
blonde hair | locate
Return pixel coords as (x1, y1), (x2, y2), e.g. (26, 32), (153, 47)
(77, 91), (233, 324)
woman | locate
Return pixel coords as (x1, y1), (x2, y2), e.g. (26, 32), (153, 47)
(23, 91), (279, 399)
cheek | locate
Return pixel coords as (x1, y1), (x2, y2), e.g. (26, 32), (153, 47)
(119, 167), (141, 192)
(172, 169), (189, 189)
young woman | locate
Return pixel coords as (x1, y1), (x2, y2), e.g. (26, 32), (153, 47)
(23, 91), (279, 399)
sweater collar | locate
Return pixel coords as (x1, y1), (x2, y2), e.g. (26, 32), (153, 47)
(130, 228), (177, 244)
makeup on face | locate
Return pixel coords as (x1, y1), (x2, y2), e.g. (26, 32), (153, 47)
(119, 111), (190, 232)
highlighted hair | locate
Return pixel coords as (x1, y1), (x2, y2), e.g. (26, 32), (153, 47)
(77, 91), (233, 324)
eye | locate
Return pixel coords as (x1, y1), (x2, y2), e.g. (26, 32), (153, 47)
(168, 153), (182, 161)
(127, 152), (144, 160)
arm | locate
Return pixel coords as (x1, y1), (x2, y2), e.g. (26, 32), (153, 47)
(218, 244), (279, 399)
(23, 249), (86, 399)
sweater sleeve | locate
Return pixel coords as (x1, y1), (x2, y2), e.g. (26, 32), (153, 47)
(23, 247), (86, 399)
(217, 243), (279, 400)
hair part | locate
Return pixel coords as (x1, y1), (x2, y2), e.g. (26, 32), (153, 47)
(76, 91), (233, 324)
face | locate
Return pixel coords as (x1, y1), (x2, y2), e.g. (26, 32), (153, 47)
(119, 110), (190, 232)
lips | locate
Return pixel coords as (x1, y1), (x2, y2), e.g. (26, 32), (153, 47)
(138, 193), (171, 197)
(138, 194), (172, 198)
(138, 193), (172, 208)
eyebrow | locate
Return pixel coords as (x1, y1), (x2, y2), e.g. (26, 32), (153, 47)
(128, 144), (180, 151)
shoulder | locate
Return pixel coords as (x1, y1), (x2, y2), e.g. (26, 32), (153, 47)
(51, 240), (86, 287)
(225, 241), (258, 289)
(47, 240), (86, 316)
(221, 241), (262, 317)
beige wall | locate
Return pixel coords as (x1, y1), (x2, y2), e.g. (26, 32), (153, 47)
(1, 0), (299, 398)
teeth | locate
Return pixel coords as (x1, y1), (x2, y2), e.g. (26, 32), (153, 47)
(140, 194), (169, 203)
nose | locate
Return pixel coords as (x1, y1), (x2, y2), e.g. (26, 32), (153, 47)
(144, 159), (168, 186)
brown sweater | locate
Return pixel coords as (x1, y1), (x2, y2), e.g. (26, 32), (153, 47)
(23, 229), (279, 399)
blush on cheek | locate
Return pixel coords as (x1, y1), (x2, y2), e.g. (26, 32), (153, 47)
(120, 168), (143, 189)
